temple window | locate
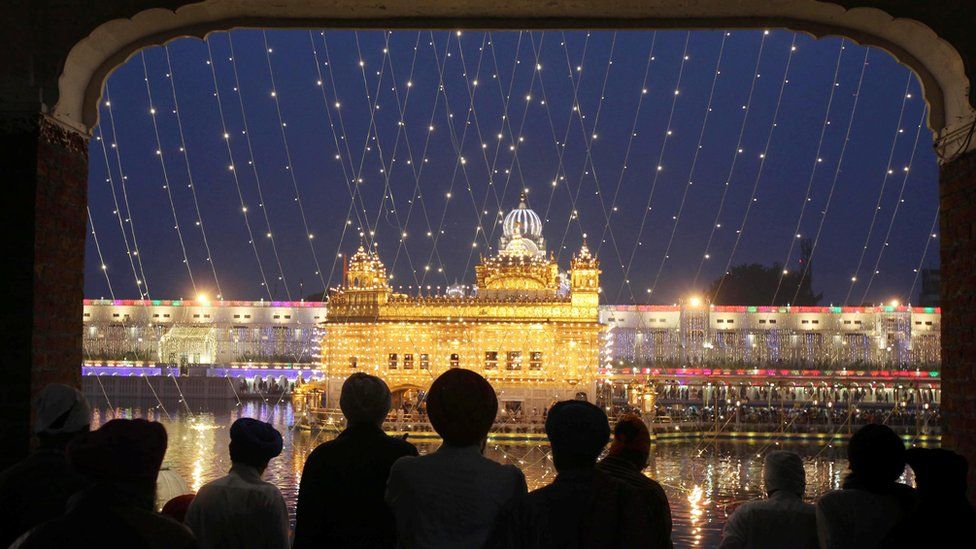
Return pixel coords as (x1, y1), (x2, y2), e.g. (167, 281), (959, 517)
(420, 354), (430, 369)
(485, 351), (498, 369)
(506, 351), (522, 370)
(404, 353), (414, 369)
(450, 353), (459, 368)
(349, 356), (357, 369)
(388, 353), (398, 369)
(529, 351), (543, 370)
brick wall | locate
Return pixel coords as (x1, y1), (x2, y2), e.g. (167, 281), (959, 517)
(940, 147), (976, 501)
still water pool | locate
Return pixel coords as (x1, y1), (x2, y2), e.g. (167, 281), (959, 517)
(93, 400), (857, 548)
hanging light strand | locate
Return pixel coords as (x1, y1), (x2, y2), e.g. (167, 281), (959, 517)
(907, 206), (940, 302)
(620, 32), (695, 300)
(715, 33), (806, 303)
(162, 45), (224, 300)
(140, 50), (198, 295)
(552, 31), (623, 262)
(101, 86), (152, 298)
(202, 36), (274, 300)
(460, 31), (541, 276)
(594, 31), (658, 257)
(856, 106), (929, 304)
(690, 30), (772, 290)
(224, 33), (292, 298)
(87, 206), (116, 299)
(789, 47), (872, 305)
(649, 31), (733, 298)
(93, 120), (148, 298)
(369, 31), (451, 286)
(766, 38), (847, 303)
(843, 71), (916, 306)
(261, 29), (326, 294)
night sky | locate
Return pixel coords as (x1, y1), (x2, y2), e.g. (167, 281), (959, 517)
(84, 29), (939, 306)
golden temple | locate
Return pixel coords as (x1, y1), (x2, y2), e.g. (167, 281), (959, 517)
(319, 192), (604, 414)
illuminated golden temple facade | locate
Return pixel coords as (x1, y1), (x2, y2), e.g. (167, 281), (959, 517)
(321, 193), (604, 413)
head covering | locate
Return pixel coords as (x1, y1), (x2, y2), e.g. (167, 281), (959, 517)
(340, 373), (392, 425)
(229, 417), (283, 468)
(608, 414), (651, 461)
(68, 418), (167, 485)
(426, 369), (497, 446)
(906, 448), (969, 499)
(763, 451), (806, 497)
(847, 423), (906, 484)
(33, 384), (91, 436)
(545, 400), (611, 467)
(156, 468), (191, 510)
(161, 494), (195, 523)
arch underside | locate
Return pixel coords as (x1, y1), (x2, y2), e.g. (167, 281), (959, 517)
(55, 1), (973, 160)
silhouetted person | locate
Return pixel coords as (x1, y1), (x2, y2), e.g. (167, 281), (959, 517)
(487, 400), (654, 548)
(596, 414), (672, 549)
(12, 418), (196, 548)
(719, 451), (817, 549)
(162, 494), (196, 524)
(816, 424), (916, 549)
(294, 373), (417, 548)
(0, 384), (92, 546)
(386, 369), (526, 548)
(883, 447), (976, 548)
(185, 417), (288, 549)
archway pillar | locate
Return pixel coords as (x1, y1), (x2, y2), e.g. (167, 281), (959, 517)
(0, 112), (87, 469)
(940, 148), (976, 499)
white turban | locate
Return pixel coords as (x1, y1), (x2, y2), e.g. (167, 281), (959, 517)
(33, 384), (91, 436)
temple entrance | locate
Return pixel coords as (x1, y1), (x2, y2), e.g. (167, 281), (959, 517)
(391, 386), (425, 414)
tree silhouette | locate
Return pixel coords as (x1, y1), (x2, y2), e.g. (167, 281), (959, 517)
(709, 239), (822, 306)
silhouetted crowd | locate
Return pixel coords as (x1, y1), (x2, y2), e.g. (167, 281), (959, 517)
(0, 374), (972, 548)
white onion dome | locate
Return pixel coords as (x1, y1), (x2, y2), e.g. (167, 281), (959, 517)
(503, 192), (543, 240)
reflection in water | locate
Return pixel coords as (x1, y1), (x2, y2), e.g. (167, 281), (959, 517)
(93, 401), (855, 548)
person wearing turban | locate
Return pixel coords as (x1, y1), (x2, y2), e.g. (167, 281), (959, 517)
(718, 451), (817, 549)
(486, 400), (653, 548)
(386, 369), (526, 548)
(0, 384), (93, 546)
(294, 373), (417, 548)
(882, 448), (976, 548)
(185, 417), (288, 549)
(596, 415), (673, 549)
(11, 418), (196, 548)
(816, 424), (917, 549)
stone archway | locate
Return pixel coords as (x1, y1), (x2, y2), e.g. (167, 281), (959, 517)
(7, 0), (976, 498)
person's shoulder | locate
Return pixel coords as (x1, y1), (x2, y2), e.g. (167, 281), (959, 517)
(384, 434), (418, 456)
(118, 507), (197, 547)
(388, 452), (425, 475)
(815, 489), (851, 512)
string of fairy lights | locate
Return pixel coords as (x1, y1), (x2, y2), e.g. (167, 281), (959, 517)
(222, 34), (293, 298)
(88, 30), (937, 309)
(100, 86), (153, 298)
(709, 33), (802, 303)
(691, 31), (772, 291)
(201, 37), (274, 300)
(766, 40), (847, 304)
(618, 31), (696, 302)
(790, 47), (872, 304)
(647, 32), (732, 298)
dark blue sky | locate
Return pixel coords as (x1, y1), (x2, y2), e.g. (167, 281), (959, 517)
(85, 29), (938, 305)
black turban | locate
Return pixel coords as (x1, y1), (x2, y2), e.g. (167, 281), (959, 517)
(847, 423), (905, 484)
(426, 369), (497, 446)
(545, 400), (610, 467)
(229, 417), (283, 468)
(68, 418), (167, 486)
(906, 448), (969, 499)
(340, 373), (392, 425)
